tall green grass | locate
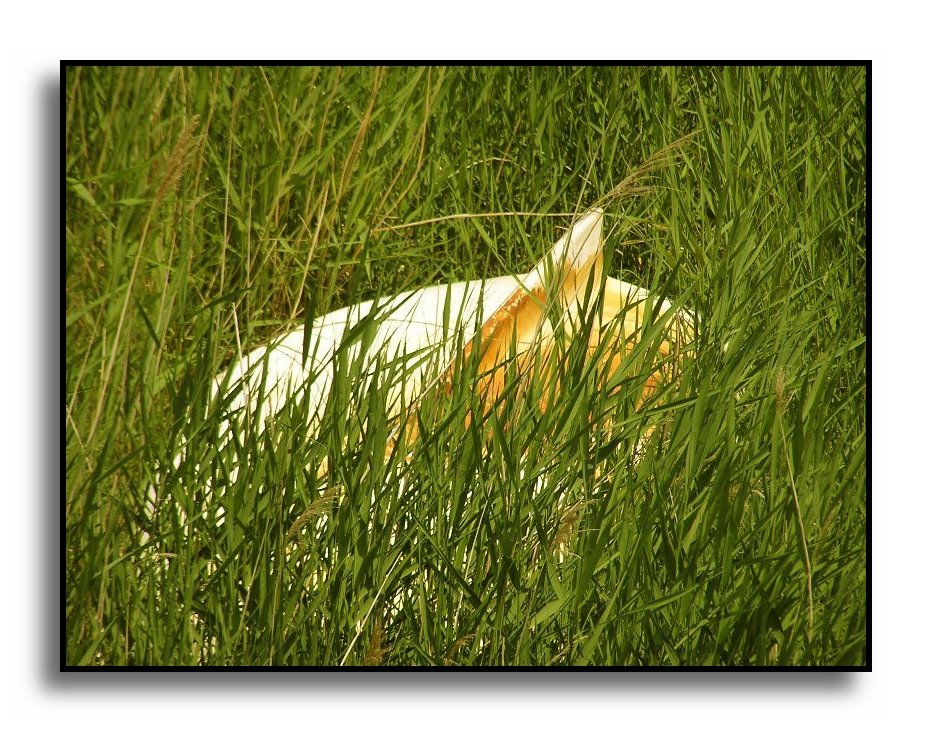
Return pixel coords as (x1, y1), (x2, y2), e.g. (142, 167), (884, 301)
(65, 66), (866, 666)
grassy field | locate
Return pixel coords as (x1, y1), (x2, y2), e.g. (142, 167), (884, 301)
(65, 65), (866, 666)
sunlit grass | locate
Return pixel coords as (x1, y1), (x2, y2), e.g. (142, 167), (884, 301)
(65, 65), (866, 666)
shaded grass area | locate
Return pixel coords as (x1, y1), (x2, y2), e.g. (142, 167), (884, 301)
(65, 65), (866, 666)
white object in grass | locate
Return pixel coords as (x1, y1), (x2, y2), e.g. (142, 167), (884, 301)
(212, 208), (692, 449)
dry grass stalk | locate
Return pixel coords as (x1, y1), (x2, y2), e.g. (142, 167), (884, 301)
(155, 115), (201, 205)
(362, 619), (387, 666)
(286, 485), (343, 542)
